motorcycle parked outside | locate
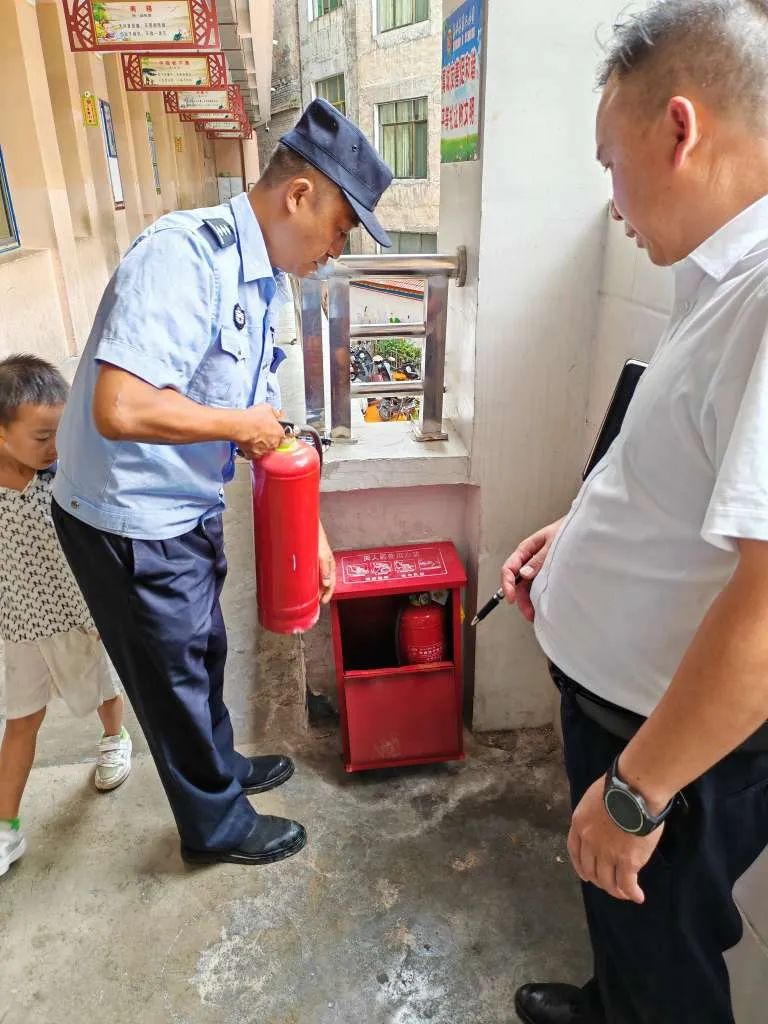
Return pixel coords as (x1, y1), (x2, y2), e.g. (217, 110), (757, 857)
(349, 343), (421, 423)
(350, 344), (374, 383)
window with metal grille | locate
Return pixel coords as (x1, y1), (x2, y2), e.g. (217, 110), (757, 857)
(378, 0), (428, 32)
(378, 97), (428, 179)
(316, 74), (346, 115)
(0, 149), (20, 254)
(314, 0), (341, 17)
(385, 231), (437, 254)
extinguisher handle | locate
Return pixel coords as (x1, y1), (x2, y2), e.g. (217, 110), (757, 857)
(279, 422), (332, 469)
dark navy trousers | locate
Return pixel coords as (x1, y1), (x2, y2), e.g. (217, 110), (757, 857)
(52, 501), (258, 851)
(553, 666), (768, 1024)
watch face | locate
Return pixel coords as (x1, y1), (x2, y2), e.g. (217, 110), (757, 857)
(605, 788), (645, 833)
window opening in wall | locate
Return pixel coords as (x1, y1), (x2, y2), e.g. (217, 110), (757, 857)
(383, 231), (437, 254)
(313, 0), (341, 18)
(0, 148), (20, 254)
(316, 73), (346, 115)
(378, 97), (428, 178)
(378, 0), (428, 33)
(99, 99), (125, 210)
(145, 113), (162, 195)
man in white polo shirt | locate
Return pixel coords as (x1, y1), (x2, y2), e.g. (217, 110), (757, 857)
(504, 3), (768, 1023)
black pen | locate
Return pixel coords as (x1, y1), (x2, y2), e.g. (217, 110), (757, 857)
(471, 574), (523, 627)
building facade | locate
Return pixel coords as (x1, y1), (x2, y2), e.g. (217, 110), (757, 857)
(255, 1), (304, 172)
(261, 0), (442, 255)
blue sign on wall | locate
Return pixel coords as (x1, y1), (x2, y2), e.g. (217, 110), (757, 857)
(441, 0), (483, 163)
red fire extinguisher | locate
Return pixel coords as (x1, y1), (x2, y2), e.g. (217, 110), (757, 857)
(251, 424), (325, 635)
(397, 593), (447, 665)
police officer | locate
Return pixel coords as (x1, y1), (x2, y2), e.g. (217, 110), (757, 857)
(51, 100), (393, 866)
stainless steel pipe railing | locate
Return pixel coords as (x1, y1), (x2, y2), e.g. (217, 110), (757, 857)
(327, 252), (465, 280)
(298, 247), (466, 443)
(350, 322), (425, 339)
(350, 381), (426, 397)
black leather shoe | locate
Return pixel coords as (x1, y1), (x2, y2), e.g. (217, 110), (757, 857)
(242, 755), (294, 794)
(515, 984), (600, 1023)
(181, 815), (307, 866)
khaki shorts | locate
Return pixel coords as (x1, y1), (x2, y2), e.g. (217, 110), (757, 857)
(4, 628), (121, 720)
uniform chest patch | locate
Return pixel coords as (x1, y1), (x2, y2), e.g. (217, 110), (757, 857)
(233, 304), (247, 330)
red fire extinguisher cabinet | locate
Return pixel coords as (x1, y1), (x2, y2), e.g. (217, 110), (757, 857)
(330, 541), (466, 772)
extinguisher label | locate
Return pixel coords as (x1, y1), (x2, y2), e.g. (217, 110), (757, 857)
(411, 642), (445, 662)
(340, 547), (448, 585)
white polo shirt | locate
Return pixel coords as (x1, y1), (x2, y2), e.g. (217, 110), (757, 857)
(532, 194), (768, 717)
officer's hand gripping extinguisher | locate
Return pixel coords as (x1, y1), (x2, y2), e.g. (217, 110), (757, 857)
(251, 423), (328, 635)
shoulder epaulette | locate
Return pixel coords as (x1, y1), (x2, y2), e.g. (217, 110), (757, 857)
(199, 218), (236, 249)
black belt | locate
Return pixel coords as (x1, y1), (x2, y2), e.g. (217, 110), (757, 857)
(555, 668), (768, 755)
(573, 692), (644, 742)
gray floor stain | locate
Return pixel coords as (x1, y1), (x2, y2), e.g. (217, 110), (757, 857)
(0, 728), (588, 1024)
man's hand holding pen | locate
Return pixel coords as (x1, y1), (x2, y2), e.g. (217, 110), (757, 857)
(473, 517), (565, 627)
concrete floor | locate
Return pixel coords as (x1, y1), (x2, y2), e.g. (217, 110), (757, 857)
(1, 304), (591, 1021)
(0, 722), (589, 1024)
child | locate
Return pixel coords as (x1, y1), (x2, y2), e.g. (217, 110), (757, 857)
(0, 354), (131, 877)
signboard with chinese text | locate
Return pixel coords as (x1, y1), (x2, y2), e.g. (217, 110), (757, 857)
(180, 109), (240, 123)
(81, 90), (99, 126)
(339, 547), (449, 588)
(63, 0), (219, 52)
(164, 88), (230, 113)
(207, 126), (252, 140)
(174, 135), (183, 153)
(195, 120), (242, 133)
(441, 0), (483, 163)
(121, 52), (226, 91)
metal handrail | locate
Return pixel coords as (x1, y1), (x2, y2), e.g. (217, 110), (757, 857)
(351, 323), (425, 339)
(351, 381), (424, 397)
(298, 247), (466, 442)
(332, 251), (466, 284)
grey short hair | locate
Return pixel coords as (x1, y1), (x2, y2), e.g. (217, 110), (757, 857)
(0, 354), (69, 427)
(598, 1), (768, 124)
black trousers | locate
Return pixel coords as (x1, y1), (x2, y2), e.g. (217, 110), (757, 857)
(553, 665), (768, 1024)
(52, 502), (258, 851)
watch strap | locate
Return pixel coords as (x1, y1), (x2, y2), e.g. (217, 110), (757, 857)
(604, 755), (676, 835)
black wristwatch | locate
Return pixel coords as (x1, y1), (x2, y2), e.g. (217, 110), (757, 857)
(603, 755), (676, 836)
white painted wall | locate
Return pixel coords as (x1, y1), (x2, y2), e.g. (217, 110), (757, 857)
(441, 159), (481, 453)
(587, 217), (673, 442)
(349, 283), (425, 327)
(441, 0), (632, 730)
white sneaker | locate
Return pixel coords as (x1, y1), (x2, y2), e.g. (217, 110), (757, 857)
(95, 727), (132, 791)
(0, 822), (26, 878)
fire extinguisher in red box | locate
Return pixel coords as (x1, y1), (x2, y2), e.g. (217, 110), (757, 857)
(251, 424), (329, 635)
(397, 593), (448, 665)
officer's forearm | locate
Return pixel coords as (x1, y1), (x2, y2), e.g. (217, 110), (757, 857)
(618, 538), (768, 812)
(94, 365), (243, 445)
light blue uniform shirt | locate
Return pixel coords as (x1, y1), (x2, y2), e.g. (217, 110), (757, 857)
(54, 192), (289, 540)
